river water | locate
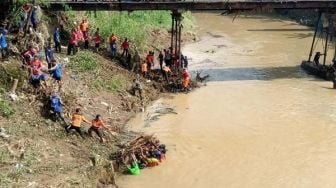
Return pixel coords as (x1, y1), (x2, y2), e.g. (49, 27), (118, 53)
(119, 13), (336, 188)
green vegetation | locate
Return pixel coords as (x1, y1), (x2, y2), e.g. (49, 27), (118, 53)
(0, 65), (28, 91)
(0, 147), (11, 164)
(0, 98), (15, 118)
(68, 51), (99, 72)
(93, 75), (128, 92)
(67, 11), (195, 51)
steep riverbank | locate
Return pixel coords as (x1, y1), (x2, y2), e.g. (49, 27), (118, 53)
(0, 8), (197, 187)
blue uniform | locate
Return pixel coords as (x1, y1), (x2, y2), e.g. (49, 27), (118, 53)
(54, 30), (60, 43)
(51, 95), (62, 113)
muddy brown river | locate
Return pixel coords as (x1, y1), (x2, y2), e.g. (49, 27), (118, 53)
(119, 13), (336, 188)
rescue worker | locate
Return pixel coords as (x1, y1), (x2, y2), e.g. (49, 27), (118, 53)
(23, 47), (37, 67)
(132, 51), (141, 72)
(79, 19), (89, 41)
(93, 28), (101, 53)
(183, 55), (189, 68)
(0, 30), (8, 61)
(141, 60), (148, 78)
(182, 68), (190, 91)
(75, 26), (83, 49)
(67, 29), (77, 55)
(146, 51), (154, 72)
(121, 38), (129, 57)
(48, 59), (62, 86)
(126, 53), (132, 70)
(66, 108), (90, 139)
(131, 78), (143, 100)
(313, 52), (324, 66)
(31, 6), (38, 31)
(83, 28), (90, 49)
(158, 50), (164, 71)
(162, 65), (171, 83)
(50, 92), (65, 123)
(45, 43), (54, 68)
(53, 27), (61, 53)
(109, 33), (117, 58)
(164, 49), (172, 67)
(30, 56), (48, 89)
(88, 114), (109, 143)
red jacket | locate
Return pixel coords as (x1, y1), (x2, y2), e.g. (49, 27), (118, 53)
(94, 34), (101, 43)
(121, 41), (129, 49)
(69, 32), (77, 45)
(32, 59), (42, 75)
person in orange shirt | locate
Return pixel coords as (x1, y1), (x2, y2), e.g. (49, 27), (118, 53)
(109, 33), (117, 58)
(146, 51), (154, 72)
(182, 68), (190, 91)
(162, 65), (171, 83)
(80, 19), (89, 37)
(141, 60), (148, 78)
(66, 108), (90, 139)
(88, 114), (109, 143)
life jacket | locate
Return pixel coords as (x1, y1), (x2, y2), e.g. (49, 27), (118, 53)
(147, 158), (159, 167)
(51, 95), (62, 113)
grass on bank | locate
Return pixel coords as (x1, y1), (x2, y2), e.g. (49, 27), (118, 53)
(0, 98), (15, 118)
(68, 51), (99, 72)
(93, 75), (127, 92)
(66, 11), (195, 51)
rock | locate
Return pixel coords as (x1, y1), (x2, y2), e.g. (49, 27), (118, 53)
(0, 127), (10, 138)
(101, 102), (109, 107)
(8, 93), (19, 101)
(15, 163), (24, 170)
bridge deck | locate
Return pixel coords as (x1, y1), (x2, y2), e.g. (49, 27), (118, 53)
(46, 0), (336, 11)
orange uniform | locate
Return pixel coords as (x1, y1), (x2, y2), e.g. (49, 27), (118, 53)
(80, 22), (89, 32)
(109, 35), (117, 44)
(146, 54), (154, 64)
(163, 66), (171, 73)
(182, 70), (190, 88)
(141, 62), (148, 73)
(71, 114), (89, 127)
(92, 119), (104, 129)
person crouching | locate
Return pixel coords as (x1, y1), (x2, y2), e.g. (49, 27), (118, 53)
(66, 108), (90, 139)
(88, 114), (109, 143)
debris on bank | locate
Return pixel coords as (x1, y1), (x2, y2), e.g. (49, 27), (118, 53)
(113, 135), (167, 175)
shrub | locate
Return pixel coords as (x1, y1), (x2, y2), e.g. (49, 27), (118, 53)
(68, 51), (99, 72)
(0, 99), (15, 118)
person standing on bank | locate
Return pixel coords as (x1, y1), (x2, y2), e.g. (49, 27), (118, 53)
(53, 27), (61, 53)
